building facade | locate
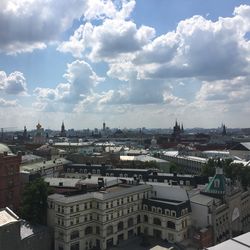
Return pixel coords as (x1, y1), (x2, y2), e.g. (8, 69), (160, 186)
(48, 182), (191, 250)
(0, 146), (22, 212)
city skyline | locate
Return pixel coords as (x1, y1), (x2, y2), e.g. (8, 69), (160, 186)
(1, 0), (250, 129)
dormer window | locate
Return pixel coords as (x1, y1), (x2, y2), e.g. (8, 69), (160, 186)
(214, 179), (220, 188)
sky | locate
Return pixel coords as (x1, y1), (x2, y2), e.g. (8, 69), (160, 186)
(0, 0), (250, 130)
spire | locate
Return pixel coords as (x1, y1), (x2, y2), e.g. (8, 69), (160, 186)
(222, 124), (227, 136)
(60, 121), (66, 137)
(23, 126), (27, 139)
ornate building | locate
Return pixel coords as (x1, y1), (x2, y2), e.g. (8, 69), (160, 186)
(33, 122), (45, 144)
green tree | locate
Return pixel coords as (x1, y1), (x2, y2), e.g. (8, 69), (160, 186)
(20, 178), (49, 225)
(169, 162), (181, 174)
(202, 159), (216, 176)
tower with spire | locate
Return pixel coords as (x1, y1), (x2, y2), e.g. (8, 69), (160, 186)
(222, 123), (227, 136)
(60, 121), (66, 137)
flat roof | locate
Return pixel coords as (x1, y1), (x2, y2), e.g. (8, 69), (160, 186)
(48, 184), (151, 204)
(20, 158), (71, 172)
(190, 193), (220, 206)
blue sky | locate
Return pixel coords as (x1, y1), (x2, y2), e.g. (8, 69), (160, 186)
(0, 0), (250, 130)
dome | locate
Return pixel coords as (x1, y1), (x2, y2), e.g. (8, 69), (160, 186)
(0, 143), (12, 154)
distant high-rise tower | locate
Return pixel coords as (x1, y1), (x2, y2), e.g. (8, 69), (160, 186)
(23, 126), (27, 140)
(60, 121), (66, 137)
(103, 122), (106, 131)
(222, 124), (227, 136)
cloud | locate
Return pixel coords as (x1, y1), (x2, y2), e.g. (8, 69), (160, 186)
(134, 6), (250, 81)
(33, 60), (104, 111)
(58, 0), (155, 61)
(196, 76), (250, 104)
(0, 70), (27, 95)
(1, 0), (134, 54)
(83, 0), (136, 21)
(88, 20), (155, 62)
(0, 98), (17, 107)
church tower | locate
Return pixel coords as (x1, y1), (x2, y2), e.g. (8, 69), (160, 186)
(60, 121), (66, 137)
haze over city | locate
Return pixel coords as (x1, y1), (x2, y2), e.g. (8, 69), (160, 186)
(0, 0), (250, 130)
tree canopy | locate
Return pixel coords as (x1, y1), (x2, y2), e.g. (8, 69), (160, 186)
(202, 158), (250, 189)
(20, 178), (49, 225)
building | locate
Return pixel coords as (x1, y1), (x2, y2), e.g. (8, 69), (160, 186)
(33, 122), (46, 144)
(190, 168), (250, 248)
(0, 144), (22, 212)
(47, 181), (191, 250)
(0, 207), (51, 250)
(205, 232), (250, 250)
(20, 158), (71, 183)
(60, 122), (67, 138)
(229, 142), (250, 160)
(162, 151), (207, 174)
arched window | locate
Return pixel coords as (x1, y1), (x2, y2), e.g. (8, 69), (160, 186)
(144, 215), (148, 223)
(85, 226), (93, 235)
(118, 221), (124, 231)
(153, 218), (161, 226)
(167, 221), (176, 229)
(128, 218), (133, 227)
(70, 230), (79, 240)
(107, 225), (113, 236)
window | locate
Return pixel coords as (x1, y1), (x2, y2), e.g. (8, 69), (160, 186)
(85, 226), (93, 235)
(144, 215), (148, 223)
(76, 205), (79, 212)
(70, 206), (74, 213)
(157, 208), (162, 214)
(167, 221), (176, 229)
(107, 225), (113, 236)
(128, 218), (133, 227)
(171, 211), (176, 217)
(70, 230), (79, 240)
(70, 242), (79, 250)
(214, 179), (220, 188)
(118, 221), (124, 231)
(153, 217), (161, 226)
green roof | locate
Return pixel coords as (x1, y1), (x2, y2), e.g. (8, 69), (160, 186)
(204, 168), (226, 195)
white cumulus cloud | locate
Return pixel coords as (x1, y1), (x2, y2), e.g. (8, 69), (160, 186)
(0, 70), (27, 95)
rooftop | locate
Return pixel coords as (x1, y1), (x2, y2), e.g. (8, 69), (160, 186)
(0, 207), (19, 227)
(190, 193), (220, 206)
(20, 158), (71, 172)
(206, 232), (250, 250)
(48, 184), (151, 204)
(0, 143), (13, 155)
